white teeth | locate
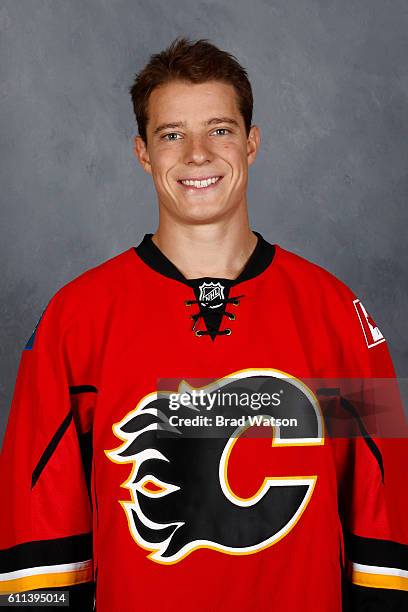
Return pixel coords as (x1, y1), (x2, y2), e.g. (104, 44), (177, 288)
(180, 176), (221, 188)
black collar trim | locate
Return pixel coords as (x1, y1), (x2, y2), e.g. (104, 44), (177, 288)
(133, 231), (275, 287)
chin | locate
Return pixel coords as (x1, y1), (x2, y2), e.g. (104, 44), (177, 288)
(161, 192), (238, 224)
(176, 202), (233, 224)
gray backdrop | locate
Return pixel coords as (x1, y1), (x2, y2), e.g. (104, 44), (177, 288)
(1, 0), (407, 444)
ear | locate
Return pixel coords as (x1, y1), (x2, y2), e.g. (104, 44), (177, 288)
(247, 125), (261, 167)
(133, 135), (152, 176)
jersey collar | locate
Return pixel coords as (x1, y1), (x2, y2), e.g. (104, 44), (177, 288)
(133, 230), (275, 287)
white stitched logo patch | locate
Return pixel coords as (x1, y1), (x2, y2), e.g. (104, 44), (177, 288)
(353, 299), (385, 348)
(199, 282), (225, 308)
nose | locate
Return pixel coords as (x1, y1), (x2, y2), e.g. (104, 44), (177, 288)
(183, 135), (213, 166)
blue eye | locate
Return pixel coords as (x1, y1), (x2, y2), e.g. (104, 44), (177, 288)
(162, 133), (181, 141)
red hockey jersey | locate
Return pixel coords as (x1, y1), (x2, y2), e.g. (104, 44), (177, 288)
(1, 231), (407, 611)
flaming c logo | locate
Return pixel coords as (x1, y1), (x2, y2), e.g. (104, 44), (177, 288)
(105, 368), (324, 564)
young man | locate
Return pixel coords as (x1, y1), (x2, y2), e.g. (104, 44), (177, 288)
(0, 37), (407, 611)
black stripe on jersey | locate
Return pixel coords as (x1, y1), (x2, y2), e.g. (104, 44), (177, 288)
(345, 532), (408, 572)
(347, 583), (408, 610)
(0, 533), (92, 574)
(69, 385), (98, 395)
(31, 387), (97, 491)
(31, 410), (73, 488)
(316, 389), (385, 483)
(339, 396), (385, 484)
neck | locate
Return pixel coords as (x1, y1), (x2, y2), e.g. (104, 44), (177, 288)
(152, 211), (257, 280)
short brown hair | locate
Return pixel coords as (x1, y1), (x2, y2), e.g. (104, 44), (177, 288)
(128, 36), (253, 144)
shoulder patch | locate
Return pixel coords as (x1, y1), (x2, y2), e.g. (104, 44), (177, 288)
(353, 298), (386, 349)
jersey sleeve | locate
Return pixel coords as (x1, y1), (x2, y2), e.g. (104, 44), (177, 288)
(323, 292), (408, 610)
(0, 291), (98, 610)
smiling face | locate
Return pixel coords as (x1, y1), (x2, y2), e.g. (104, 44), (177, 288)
(133, 80), (260, 224)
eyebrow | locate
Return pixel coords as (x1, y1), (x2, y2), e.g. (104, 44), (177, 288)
(153, 116), (240, 136)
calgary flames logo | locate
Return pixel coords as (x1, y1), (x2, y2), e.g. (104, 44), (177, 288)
(105, 368), (324, 564)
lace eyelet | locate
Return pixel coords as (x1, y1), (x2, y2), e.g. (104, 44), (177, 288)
(227, 313), (236, 320)
(232, 299), (240, 306)
(224, 328), (232, 335)
(184, 300), (194, 306)
(195, 330), (204, 337)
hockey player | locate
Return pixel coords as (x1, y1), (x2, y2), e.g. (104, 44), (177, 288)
(1, 36), (407, 611)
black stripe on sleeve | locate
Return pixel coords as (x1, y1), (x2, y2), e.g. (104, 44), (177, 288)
(316, 389), (385, 483)
(348, 583), (408, 611)
(339, 396), (385, 484)
(31, 410), (73, 489)
(0, 532), (93, 574)
(344, 531), (408, 572)
(31, 384), (97, 490)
